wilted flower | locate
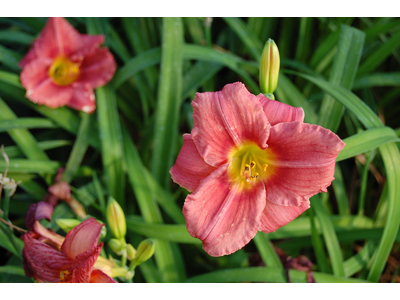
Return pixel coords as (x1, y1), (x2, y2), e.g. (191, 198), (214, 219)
(19, 17), (116, 113)
(170, 82), (345, 256)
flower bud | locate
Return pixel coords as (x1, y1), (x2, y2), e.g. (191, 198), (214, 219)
(126, 243), (137, 261)
(106, 197), (126, 239)
(108, 238), (125, 255)
(259, 38), (280, 97)
(133, 239), (155, 265)
(55, 218), (81, 233)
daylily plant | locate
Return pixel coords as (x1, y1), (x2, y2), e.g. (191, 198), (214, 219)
(19, 17), (116, 113)
(22, 216), (116, 283)
(170, 82), (345, 256)
(22, 202), (116, 283)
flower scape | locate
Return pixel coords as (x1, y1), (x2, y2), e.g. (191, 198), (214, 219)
(171, 82), (345, 256)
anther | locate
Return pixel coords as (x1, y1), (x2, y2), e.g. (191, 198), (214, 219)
(244, 164), (250, 171)
(263, 164), (268, 172)
(250, 161), (256, 169)
(254, 172), (259, 179)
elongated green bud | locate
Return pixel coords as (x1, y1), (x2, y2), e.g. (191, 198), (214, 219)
(106, 197), (126, 239)
(259, 38), (280, 97)
(134, 239), (155, 265)
(55, 219), (81, 233)
(109, 238), (125, 255)
(126, 243), (137, 261)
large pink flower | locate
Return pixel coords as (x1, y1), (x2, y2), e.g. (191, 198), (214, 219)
(170, 82), (345, 257)
(19, 17), (116, 113)
(22, 217), (116, 283)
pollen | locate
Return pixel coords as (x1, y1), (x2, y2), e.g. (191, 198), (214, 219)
(48, 56), (80, 86)
(59, 270), (72, 283)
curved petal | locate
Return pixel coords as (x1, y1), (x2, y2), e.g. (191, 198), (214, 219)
(20, 59), (73, 108)
(66, 85), (96, 114)
(22, 234), (71, 282)
(257, 94), (305, 126)
(265, 122), (345, 206)
(25, 201), (53, 229)
(61, 218), (103, 260)
(258, 199), (310, 232)
(34, 17), (81, 59)
(76, 47), (116, 88)
(90, 269), (117, 283)
(48, 181), (71, 202)
(191, 82), (270, 167)
(170, 134), (216, 192)
(71, 34), (105, 58)
(72, 243), (102, 283)
(183, 164), (266, 256)
(33, 222), (65, 247)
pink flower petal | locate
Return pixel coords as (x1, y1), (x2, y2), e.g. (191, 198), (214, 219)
(191, 82), (270, 167)
(34, 17), (81, 59)
(71, 34), (105, 58)
(77, 47), (117, 88)
(170, 134), (216, 192)
(265, 122), (345, 206)
(25, 201), (53, 229)
(90, 269), (117, 283)
(20, 59), (73, 108)
(183, 164), (266, 256)
(66, 86), (96, 114)
(33, 222), (65, 247)
(61, 218), (103, 260)
(258, 199), (310, 232)
(22, 234), (71, 282)
(72, 243), (102, 283)
(48, 181), (71, 202)
(19, 46), (37, 68)
(257, 94), (305, 126)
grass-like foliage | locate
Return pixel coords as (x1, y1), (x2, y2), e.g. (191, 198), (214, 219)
(0, 17), (399, 283)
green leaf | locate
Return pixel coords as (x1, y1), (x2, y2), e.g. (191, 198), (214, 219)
(151, 17), (184, 188)
(0, 97), (49, 161)
(336, 127), (400, 161)
(358, 29), (400, 75)
(253, 232), (284, 271)
(0, 118), (56, 132)
(317, 25), (365, 132)
(126, 215), (199, 244)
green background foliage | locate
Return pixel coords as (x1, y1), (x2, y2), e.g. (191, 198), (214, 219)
(0, 17), (399, 283)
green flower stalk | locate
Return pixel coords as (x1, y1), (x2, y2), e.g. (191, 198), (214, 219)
(106, 197), (126, 239)
(259, 38), (280, 99)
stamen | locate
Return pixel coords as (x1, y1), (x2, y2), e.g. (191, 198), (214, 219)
(263, 164), (268, 172)
(250, 161), (256, 169)
(254, 172), (259, 179)
(244, 164), (250, 171)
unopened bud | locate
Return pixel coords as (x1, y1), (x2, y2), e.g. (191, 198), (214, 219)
(109, 238), (125, 255)
(259, 38), (280, 97)
(106, 197), (126, 239)
(55, 219), (81, 233)
(134, 239), (155, 265)
(126, 244), (137, 261)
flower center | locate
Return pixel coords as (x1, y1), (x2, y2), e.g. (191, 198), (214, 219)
(227, 142), (273, 189)
(48, 57), (80, 86)
(59, 270), (72, 283)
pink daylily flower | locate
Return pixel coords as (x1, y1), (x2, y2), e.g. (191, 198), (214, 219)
(19, 17), (116, 113)
(22, 217), (116, 283)
(170, 82), (345, 257)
